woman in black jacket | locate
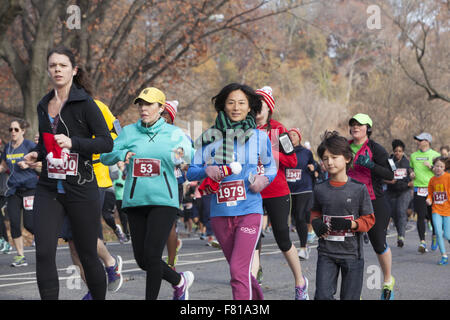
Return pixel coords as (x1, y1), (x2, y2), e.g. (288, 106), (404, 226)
(385, 139), (412, 248)
(24, 46), (113, 300)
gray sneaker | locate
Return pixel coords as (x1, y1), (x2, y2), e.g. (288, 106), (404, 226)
(298, 248), (310, 261)
(11, 255), (28, 267)
(105, 255), (123, 292)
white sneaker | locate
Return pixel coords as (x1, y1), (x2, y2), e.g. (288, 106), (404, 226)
(298, 248), (310, 260)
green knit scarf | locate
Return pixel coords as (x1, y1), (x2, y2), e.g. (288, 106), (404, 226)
(195, 111), (256, 164)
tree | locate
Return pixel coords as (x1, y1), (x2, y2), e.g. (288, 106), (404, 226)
(0, 0), (309, 138)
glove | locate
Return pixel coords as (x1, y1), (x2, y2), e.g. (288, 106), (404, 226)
(330, 217), (352, 231)
(204, 165), (223, 182)
(311, 218), (329, 237)
(355, 150), (375, 169)
(199, 165), (233, 195)
(249, 175), (270, 193)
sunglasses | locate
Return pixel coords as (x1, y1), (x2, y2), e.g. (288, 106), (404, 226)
(9, 128), (20, 132)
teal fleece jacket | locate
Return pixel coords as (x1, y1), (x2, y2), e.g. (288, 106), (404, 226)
(100, 118), (193, 209)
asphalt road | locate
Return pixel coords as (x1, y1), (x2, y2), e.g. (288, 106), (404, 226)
(0, 220), (449, 301)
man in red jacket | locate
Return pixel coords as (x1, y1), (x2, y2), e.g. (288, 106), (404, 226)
(251, 86), (309, 300)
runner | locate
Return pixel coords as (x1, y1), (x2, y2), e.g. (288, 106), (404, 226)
(100, 87), (194, 300)
(59, 99), (124, 300)
(287, 128), (315, 260)
(426, 156), (450, 265)
(252, 86), (309, 300)
(311, 131), (375, 300)
(0, 119), (39, 266)
(24, 45), (113, 300)
(187, 82), (277, 300)
(384, 139), (412, 248)
(439, 145), (449, 158)
(410, 132), (441, 253)
(161, 100), (184, 269)
(347, 113), (395, 300)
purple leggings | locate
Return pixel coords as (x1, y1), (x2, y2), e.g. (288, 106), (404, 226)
(211, 213), (263, 300)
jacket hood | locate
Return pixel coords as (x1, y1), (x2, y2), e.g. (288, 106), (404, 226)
(38, 84), (90, 111)
(136, 117), (166, 135)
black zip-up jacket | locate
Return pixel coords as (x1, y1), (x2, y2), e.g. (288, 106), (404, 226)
(386, 155), (411, 195)
(33, 84), (113, 201)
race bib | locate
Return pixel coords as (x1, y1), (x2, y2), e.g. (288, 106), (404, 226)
(23, 196), (34, 211)
(286, 169), (302, 182)
(132, 158), (161, 177)
(217, 180), (246, 206)
(433, 192), (448, 205)
(47, 153), (79, 180)
(394, 168), (407, 180)
(417, 187), (428, 197)
(323, 215), (354, 242)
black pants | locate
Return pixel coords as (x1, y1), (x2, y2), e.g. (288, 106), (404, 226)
(0, 196), (8, 239)
(126, 205), (181, 300)
(367, 197), (390, 255)
(257, 194), (292, 252)
(291, 192), (313, 248)
(102, 189), (117, 232)
(116, 200), (129, 236)
(414, 192), (434, 241)
(6, 188), (35, 238)
(34, 186), (106, 300)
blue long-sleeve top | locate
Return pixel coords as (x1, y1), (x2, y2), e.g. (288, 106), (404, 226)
(187, 129), (277, 218)
(287, 145), (315, 194)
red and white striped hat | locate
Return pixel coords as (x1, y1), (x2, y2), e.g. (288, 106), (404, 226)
(288, 128), (302, 143)
(164, 100), (179, 122)
(255, 86), (275, 113)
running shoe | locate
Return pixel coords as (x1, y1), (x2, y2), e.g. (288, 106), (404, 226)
(380, 276), (395, 300)
(167, 238), (183, 268)
(363, 233), (370, 244)
(11, 255), (28, 267)
(298, 248), (310, 261)
(82, 291), (93, 300)
(418, 242), (428, 254)
(307, 232), (317, 244)
(114, 225), (127, 244)
(2, 241), (12, 254)
(295, 276), (309, 300)
(206, 236), (221, 249)
(257, 266), (263, 285)
(438, 256), (448, 266)
(105, 255), (123, 292)
(397, 236), (404, 248)
(431, 236), (438, 251)
(172, 271), (194, 300)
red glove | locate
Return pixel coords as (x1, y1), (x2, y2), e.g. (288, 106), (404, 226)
(199, 165), (232, 196)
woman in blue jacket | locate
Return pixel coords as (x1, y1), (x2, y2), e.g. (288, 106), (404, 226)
(101, 87), (194, 300)
(187, 83), (277, 300)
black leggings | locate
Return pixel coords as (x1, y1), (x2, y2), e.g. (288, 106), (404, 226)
(0, 196), (8, 239)
(126, 205), (181, 300)
(34, 186), (106, 300)
(6, 188), (34, 238)
(291, 192), (313, 248)
(367, 197), (390, 255)
(102, 190), (117, 232)
(413, 192), (434, 241)
(116, 200), (129, 236)
(257, 194), (293, 252)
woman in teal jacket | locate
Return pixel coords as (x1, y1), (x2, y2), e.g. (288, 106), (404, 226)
(101, 87), (194, 300)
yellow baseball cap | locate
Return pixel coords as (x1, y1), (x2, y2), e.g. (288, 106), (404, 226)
(134, 87), (166, 105)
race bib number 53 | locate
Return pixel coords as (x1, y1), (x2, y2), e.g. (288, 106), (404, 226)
(132, 158), (161, 177)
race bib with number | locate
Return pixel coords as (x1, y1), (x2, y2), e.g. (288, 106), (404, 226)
(23, 196), (34, 211)
(433, 192), (448, 205)
(132, 158), (161, 177)
(417, 187), (428, 197)
(217, 180), (247, 206)
(394, 168), (407, 180)
(323, 215), (354, 242)
(286, 169), (302, 182)
(47, 153), (79, 180)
